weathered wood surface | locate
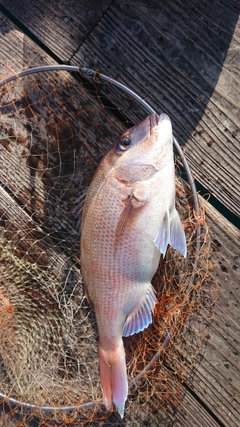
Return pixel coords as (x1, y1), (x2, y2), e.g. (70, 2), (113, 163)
(0, 0), (113, 62)
(0, 10), (55, 76)
(1, 186), (239, 427)
(0, 16), (124, 256)
(1, 0), (239, 217)
(72, 0), (240, 218)
(0, 2), (239, 427)
(183, 200), (240, 427)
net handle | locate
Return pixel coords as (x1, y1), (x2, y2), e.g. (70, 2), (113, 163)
(0, 64), (201, 412)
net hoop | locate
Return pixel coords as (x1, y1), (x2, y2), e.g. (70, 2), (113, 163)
(0, 65), (201, 413)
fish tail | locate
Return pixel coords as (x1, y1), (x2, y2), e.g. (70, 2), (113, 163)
(98, 340), (128, 418)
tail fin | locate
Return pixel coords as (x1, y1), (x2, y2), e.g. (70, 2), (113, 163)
(98, 340), (128, 418)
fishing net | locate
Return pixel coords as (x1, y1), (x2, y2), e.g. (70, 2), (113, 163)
(0, 66), (214, 426)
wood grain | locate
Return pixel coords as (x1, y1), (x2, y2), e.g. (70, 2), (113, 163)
(0, 12), (55, 77)
(0, 11), (125, 255)
(72, 0), (240, 217)
(0, 6), (240, 427)
(0, 0), (113, 61)
(182, 200), (240, 427)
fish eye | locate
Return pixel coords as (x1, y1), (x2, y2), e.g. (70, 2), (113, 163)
(118, 135), (131, 151)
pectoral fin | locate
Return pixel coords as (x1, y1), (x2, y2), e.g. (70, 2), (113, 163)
(116, 197), (133, 238)
(154, 209), (187, 257)
(116, 193), (147, 238)
(122, 285), (156, 337)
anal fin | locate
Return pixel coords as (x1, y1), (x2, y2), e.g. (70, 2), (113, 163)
(122, 285), (156, 337)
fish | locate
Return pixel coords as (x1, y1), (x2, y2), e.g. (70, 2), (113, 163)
(78, 113), (187, 418)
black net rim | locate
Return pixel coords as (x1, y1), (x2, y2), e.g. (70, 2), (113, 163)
(0, 65), (201, 413)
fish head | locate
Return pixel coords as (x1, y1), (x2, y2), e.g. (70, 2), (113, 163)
(116, 113), (173, 168)
(107, 113), (173, 184)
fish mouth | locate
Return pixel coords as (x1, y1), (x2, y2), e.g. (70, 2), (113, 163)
(150, 113), (171, 135)
(149, 113), (160, 133)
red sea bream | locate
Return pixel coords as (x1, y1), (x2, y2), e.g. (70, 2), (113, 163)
(79, 113), (187, 418)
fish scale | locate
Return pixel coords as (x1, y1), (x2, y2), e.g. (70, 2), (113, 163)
(79, 113), (187, 418)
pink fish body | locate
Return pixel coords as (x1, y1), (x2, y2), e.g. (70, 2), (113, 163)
(80, 113), (186, 417)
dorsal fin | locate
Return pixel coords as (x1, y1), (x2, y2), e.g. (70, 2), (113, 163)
(72, 186), (88, 232)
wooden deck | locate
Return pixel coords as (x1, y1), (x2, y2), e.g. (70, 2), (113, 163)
(0, 1), (239, 426)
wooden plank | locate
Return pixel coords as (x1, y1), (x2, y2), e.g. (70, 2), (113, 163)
(0, 9), (240, 427)
(0, 11), (57, 79)
(194, 202), (240, 426)
(0, 70), (124, 256)
(166, 199), (240, 427)
(72, 0), (240, 217)
(0, 171), (224, 423)
(0, 11), (125, 256)
(0, 0), (113, 62)
(0, 154), (231, 427)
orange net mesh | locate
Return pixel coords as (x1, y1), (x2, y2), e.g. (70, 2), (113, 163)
(0, 67), (214, 425)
